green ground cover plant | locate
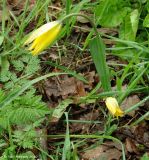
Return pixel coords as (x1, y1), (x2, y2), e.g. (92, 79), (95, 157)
(0, 0), (149, 159)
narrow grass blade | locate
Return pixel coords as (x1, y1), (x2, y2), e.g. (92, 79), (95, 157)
(45, 61), (88, 83)
(47, 134), (126, 160)
(59, 0), (90, 38)
(66, 0), (72, 35)
(132, 111), (149, 126)
(0, 36), (4, 46)
(62, 113), (71, 160)
(125, 95), (149, 114)
(119, 66), (147, 103)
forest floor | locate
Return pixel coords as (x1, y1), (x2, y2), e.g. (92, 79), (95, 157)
(0, 0), (149, 160)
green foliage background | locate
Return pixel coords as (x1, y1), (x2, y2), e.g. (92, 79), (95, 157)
(0, 0), (148, 159)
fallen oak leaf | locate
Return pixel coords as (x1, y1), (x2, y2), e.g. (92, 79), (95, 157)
(82, 144), (122, 160)
(121, 95), (143, 116)
(125, 138), (139, 154)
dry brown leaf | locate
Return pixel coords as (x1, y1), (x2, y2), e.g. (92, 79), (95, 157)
(36, 128), (47, 151)
(77, 16), (90, 23)
(7, 0), (35, 10)
(44, 75), (86, 100)
(85, 71), (95, 85)
(145, 100), (149, 110)
(76, 11), (92, 24)
(112, 85), (143, 116)
(70, 110), (99, 133)
(82, 145), (107, 160)
(125, 138), (139, 154)
(74, 25), (117, 36)
(82, 144), (122, 160)
(121, 95), (142, 116)
(44, 77), (76, 98)
(131, 123), (149, 147)
(103, 141), (122, 151)
(76, 81), (86, 97)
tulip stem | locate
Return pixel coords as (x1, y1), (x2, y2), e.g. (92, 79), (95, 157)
(61, 13), (102, 46)
(61, 13), (111, 91)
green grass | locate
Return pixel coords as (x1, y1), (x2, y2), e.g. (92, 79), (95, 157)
(0, 0), (149, 159)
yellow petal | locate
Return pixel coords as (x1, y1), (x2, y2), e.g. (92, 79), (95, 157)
(24, 21), (62, 55)
(31, 24), (61, 55)
(24, 21), (61, 45)
(115, 108), (124, 117)
(105, 97), (124, 117)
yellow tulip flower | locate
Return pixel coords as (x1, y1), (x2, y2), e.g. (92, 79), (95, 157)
(24, 21), (62, 55)
(105, 97), (124, 117)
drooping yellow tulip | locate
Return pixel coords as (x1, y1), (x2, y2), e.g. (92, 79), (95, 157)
(24, 21), (62, 55)
(105, 97), (124, 117)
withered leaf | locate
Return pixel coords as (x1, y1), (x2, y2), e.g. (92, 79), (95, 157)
(125, 138), (139, 154)
(82, 144), (122, 160)
(121, 95), (142, 116)
(44, 75), (86, 99)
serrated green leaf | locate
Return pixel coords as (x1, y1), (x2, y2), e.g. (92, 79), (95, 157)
(13, 129), (37, 149)
(0, 93), (49, 128)
(1, 56), (10, 73)
(12, 60), (24, 72)
(16, 151), (35, 160)
(0, 67), (90, 109)
(0, 70), (12, 82)
(25, 56), (40, 74)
